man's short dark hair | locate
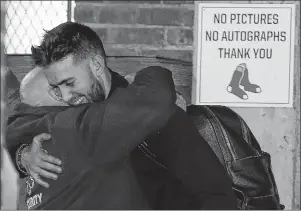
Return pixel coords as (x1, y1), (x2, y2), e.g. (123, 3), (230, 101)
(31, 21), (106, 67)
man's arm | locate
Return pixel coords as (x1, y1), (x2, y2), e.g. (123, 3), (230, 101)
(146, 108), (237, 209)
(50, 66), (177, 164)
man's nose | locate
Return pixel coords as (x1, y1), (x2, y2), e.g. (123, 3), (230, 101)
(60, 87), (73, 103)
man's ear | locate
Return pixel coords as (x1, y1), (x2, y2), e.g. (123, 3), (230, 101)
(89, 55), (105, 78)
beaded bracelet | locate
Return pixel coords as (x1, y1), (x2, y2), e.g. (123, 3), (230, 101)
(16, 144), (30, 175)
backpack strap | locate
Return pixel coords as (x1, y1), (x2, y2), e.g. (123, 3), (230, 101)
(186, 105), (236, 167)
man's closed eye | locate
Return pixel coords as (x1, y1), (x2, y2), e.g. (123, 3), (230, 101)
(65, 81), (74, 87)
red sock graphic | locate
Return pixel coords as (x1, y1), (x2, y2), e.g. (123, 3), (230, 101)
(227, 63), (248, 100)
(240, 67), (262, 93)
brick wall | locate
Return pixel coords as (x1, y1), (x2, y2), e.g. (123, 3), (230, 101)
(74, 1), (195, 62)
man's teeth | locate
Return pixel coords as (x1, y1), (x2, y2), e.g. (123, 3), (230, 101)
(74, 97), (85, 105)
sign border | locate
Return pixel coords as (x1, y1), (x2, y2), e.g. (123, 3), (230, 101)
(192, 2), (296, 108)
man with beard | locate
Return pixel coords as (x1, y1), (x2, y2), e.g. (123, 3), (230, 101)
(6, 65), (177, 209)
(7, 22), (237, 209)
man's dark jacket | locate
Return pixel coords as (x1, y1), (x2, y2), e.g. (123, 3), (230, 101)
(6, 66), (237, 210)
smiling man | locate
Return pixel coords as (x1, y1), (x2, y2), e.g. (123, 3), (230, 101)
(45, 55), (107, 106)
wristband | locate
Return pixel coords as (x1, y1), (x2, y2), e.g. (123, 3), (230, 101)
(16, 144), (30, 175)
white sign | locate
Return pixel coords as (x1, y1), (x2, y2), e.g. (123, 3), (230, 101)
(192, 3), (296, 107)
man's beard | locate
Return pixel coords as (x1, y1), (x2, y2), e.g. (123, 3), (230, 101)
(67, 67), (106, 106)
(67, 78), (105, 106)
(88, 78), (105, 102)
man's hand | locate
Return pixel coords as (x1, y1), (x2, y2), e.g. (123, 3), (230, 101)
(21, 133), (62, 188)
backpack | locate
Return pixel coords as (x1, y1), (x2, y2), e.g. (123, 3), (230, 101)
(185, 105), (285, 210)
